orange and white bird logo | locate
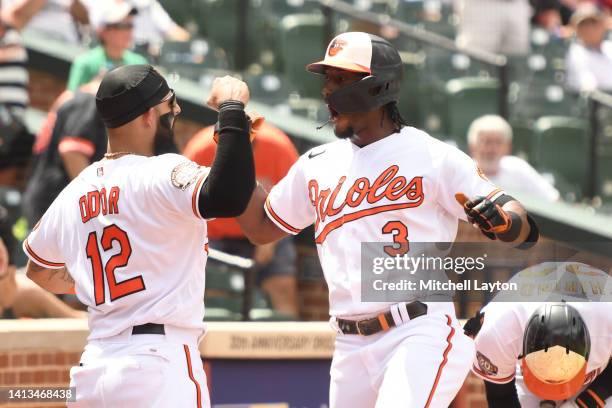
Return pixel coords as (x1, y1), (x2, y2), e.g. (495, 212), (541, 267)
(328, 39), (347, 57)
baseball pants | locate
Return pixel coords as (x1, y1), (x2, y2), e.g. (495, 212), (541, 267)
(67, 325), (210, 408)
(329, 303), (474, 408)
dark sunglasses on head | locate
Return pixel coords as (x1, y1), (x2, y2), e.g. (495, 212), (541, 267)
(160, 89), (178, 114)
(106, 22), (134, 30)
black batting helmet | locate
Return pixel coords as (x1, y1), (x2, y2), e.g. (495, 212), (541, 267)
(307, 32), (403, 114)
(521, 303), (590, 401)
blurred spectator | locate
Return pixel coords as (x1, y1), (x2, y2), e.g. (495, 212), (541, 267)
(0, 107), (81, 319)
(184, 122), (300, 318)
(0, 86), (34, 267)
(531, 0), (571, 38)
(0, 0), (45, 31)
(0, 237), (17, 317)
(85, 0), (190, 56)
(67, 1), (146, 90)
(566, 4), (612, 91)
(456, 0), (531, 56)
(468, 115), (560, 202)
(0, 237), (84, 318)
(3, 0), (88, 44)
(0, 0), (41, 120)
(22, 80), (105, 227)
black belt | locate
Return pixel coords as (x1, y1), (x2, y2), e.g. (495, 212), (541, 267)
(336, 302), (428, 336)
(132, 323), (165, 335)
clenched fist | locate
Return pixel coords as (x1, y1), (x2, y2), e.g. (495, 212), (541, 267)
(455, 193), (513, 240)
(206, 76), (250, 110)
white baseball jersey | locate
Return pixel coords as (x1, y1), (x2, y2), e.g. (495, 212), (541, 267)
(265, 126), (502, 316)
(472, 300), (612, 402)
(23, 153), (210, 340)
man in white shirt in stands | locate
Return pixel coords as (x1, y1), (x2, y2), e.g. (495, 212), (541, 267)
(456, 0), (531, 56)
(2, 0), (89, 44)
(468, 115), (560, 202)
(85, 0), (189, 49)
(566, 4), (612, 92)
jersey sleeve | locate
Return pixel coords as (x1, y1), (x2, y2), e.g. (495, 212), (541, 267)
(472, 303), (522, 384)
(56, 98), (98, 158)
(437, 147), (503, 221)
(264, 155), (315, 235)
(148, 154), (211, 221)
(22, 196), (66, 269)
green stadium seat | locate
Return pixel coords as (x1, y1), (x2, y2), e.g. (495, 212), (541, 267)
(242, 70), (291, 106)
(204, 308), (242, 321)
(250, 309), (295, 321)
(529, 28), (569, 61)
(200, 0), (239, 56)
(398, 59), (425, 127)
(260, 0), (322, 17)
(395, 0), (424, 24)
(288, 95), (324, 121)
(592, 103), (612, 202)
(443, 77), (499, 150)
(159, 40), (230, 81)
(205, 296), (243, 314)
(509, 120), (535, 163)
(507, 50), (584, 122)
(278, 13), (326, 99)
(421, 47), (482, 84)
(533, 116), (589, 198)
(204, 257), (287, 321)
(350, 0), (393, 14)
(597, 145), (612, 203)
(206, 263), (244, 293)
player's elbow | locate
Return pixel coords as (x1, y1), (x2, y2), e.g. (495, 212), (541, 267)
(242, 219), (287, 246)
(25, 264), (43, 288)
(199, 183), (255, 218)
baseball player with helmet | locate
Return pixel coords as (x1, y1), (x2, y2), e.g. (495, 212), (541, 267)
(468, 302), (612, 408)
(23, 65), (255, 407)
(237, 32), (540, 407)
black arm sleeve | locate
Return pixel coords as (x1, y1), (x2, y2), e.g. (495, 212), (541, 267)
(576, 362), (612, 407)
(484, 379), (521, 408)
(197, 101), (255, 219)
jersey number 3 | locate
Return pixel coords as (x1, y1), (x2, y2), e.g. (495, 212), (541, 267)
(86, 224), (145, 306)
(382, 221), (409, 256)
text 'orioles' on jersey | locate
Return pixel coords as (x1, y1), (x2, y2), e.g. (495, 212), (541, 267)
(472, 301), (612, 403)
(264, 126), (505, 317)
(23, 153), (210, 340)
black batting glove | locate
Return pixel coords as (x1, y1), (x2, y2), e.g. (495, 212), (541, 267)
(455, 193), (513, 240)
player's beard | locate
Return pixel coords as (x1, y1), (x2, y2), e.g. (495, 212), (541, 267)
(334, 124), (354, 139)
(153, 112), (178, 155)
(333, 116), (355, 139)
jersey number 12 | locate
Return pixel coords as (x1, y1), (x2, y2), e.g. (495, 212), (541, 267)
(86, 224), (145, 306)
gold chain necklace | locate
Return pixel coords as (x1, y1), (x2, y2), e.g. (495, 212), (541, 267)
(103, 151), (133, 160)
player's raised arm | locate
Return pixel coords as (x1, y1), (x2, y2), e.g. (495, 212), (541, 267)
(236, 183), (288, 245)
(196, 76), (256, 219)
(237, 148), (317, 245)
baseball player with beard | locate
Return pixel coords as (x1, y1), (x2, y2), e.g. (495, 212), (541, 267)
(23, 65), (255, 407)
(237, 32), (540, 407)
